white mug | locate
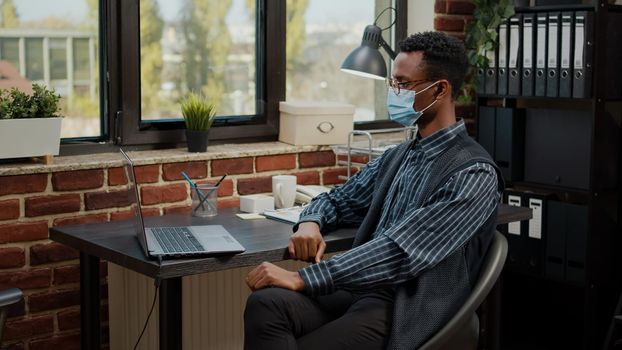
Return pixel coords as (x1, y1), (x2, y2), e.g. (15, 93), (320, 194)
(272, 175), (297, 209)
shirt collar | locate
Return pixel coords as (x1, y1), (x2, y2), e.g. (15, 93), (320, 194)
(416, 120), (466, 159)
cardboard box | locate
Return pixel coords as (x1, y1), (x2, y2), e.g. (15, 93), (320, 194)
(279, 101), (355, 145)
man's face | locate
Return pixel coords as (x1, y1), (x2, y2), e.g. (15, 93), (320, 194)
(390, 51), (437, 114)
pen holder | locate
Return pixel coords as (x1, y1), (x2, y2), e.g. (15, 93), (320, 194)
(192, 184), (218, 217)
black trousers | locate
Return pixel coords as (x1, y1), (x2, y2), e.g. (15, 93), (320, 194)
(244, 287), (394, 350)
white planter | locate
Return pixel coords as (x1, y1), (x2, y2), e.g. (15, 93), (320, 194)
(0, 118), (62, 159)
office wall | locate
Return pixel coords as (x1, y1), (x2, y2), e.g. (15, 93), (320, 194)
(0, 147), (360, 349)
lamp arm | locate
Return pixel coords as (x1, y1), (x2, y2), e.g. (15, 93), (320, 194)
(379, 37), (397, 60)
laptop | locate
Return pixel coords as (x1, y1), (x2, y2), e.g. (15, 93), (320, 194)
(119, 149), (245, 260)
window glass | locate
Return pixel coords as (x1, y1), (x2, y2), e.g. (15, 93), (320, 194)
(0, 0), (101, 138)
(140, 0), (257, 121)
(286, 0), (393, 122)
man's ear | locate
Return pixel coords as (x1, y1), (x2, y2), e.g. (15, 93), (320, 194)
(435, 80), (451, 99)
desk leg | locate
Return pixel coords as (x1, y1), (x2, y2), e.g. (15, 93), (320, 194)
(160, 277), (182, 350)
(80, 252), (100, 350)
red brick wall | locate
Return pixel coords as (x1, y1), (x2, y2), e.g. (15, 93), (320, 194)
(0, 150), (357, 349)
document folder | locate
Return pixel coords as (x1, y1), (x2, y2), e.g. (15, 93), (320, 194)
(559, 12), (574, 98)
(476, 64), (486, 95)
(477, 106), (496, 157)
(497, 20), (509, 96)
(504, 191), (527, 272)
(572, 11), (593, 98)
(546, 12), (561, 97)
(535, 13), (548, 96)
(522, 13), (535, 96)
(508, 14), (522, 96)
(495, 107), (525, 182)
(565, 203), (587, 284)
(524, 193), (552, 276)
(485, 48), (497, 95)
(545, 201), (566, 281)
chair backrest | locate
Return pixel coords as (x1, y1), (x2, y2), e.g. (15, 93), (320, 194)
(0, 288), (23, 343)
(418, 231), (508, 350)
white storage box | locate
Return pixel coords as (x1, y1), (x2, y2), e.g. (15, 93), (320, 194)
(240, 194), (275, 213)
(279, 101), (355, 146)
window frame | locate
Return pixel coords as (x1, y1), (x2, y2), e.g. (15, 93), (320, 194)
(59, 0), (407, 153)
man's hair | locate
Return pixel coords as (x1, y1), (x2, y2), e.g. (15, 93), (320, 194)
(398, 31), (468, 99)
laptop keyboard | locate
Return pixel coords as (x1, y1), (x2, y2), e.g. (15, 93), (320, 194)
(151, 227), (204, 253)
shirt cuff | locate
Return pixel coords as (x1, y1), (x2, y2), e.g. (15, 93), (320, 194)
(298, 261), (335, 296)
(292, 213), (324, 233)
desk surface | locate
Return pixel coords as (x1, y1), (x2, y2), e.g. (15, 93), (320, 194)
(50, 204), (531, 280)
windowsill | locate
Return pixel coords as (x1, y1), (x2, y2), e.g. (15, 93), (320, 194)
(0, 141), (331, 176)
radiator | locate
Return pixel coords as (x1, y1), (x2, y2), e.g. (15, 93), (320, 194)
(108, 259), (314, 350)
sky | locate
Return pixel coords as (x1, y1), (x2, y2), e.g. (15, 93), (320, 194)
(15, 0), (376, 26)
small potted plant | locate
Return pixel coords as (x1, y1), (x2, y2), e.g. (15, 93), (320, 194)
(0, 84), (63, 163)
(180, 92), (217, 152)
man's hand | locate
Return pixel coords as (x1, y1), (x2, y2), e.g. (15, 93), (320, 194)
(245, 262), (305, 291)
(289, 222), (326, 263)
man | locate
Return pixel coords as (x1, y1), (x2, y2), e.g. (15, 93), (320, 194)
(244, 31), (503, 350)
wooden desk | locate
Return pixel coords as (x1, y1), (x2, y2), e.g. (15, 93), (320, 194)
(50, 204), (531, 350)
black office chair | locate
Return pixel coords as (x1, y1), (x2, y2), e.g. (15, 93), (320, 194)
(419, 231), (508, 350)
(0, 288), (23, 342)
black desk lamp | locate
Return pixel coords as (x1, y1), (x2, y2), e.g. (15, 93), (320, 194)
(340, 7), (397, 80)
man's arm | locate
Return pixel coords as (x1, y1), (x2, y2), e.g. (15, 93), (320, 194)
(289, 154), (385, 262)
(295, 154), (385, 232)
(298, 162), (500, 296)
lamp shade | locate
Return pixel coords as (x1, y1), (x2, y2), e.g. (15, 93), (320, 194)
(340, 46), (387, 80)
(340, 24), (391, 80)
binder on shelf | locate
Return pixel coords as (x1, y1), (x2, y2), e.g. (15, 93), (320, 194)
(504, 191), (527, 272)
(485, 47), (497, 95)
(524, 193), (552, 276)
(572, 11), (593, 98)
(522, 13), (535, 96)
(508, 14), (522, 96)
(565, 203), (587, 284)
(546, 12), (561, 98)
(477, 106), (496, 157)
(497, 20), (509, 96)
(545, 200), (566, 281)
(494, 107), (524, 182)
(559, 12), (574, 98)
(476, 64), (486, 95)
(535, 13), (548, 96)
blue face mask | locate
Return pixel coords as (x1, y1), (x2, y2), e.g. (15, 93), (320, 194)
(387, 81), (439, 126)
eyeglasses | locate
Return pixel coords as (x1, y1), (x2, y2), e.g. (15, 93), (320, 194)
(386, 78), (428, 95)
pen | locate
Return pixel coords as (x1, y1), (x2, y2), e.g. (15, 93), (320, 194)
(195, 174), (228, 211)
(181, 171), (207, 210)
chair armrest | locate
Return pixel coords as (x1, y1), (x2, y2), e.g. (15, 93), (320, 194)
(0, 288), (22, 308)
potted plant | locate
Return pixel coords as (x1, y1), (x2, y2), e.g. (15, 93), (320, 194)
(180, 92), (217, 152)
(0, 84), (63, 163)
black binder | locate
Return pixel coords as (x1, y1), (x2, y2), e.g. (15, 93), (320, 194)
(545, 201), (566, 281)
(535, 13), (548, 96)
(522, 13), (536, 96)
(504, 191), (528, 272)
(495, 107), (525, 182)
(572, 11), (593, 98)
(476, 65), (486, 95)
(508, 14), (522, 96)
(497, 20), (509, 96)
(477, 106), (496, 157)
(565, 203), (587, 284)
(546, 12), (561, 97)
(485, 47), (497, 95)
(559, 12), (574, 97)
(524, 192), (552, 276)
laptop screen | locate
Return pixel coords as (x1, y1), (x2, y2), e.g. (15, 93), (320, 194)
(119, 149), (150, 257)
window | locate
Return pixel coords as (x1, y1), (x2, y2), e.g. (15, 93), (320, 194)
(0, 0), (102, 139)
(287, 0), (405, 123)
(0, 1), (406, 150)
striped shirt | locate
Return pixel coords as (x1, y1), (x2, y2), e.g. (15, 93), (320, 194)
(297, 120), (501, 296)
